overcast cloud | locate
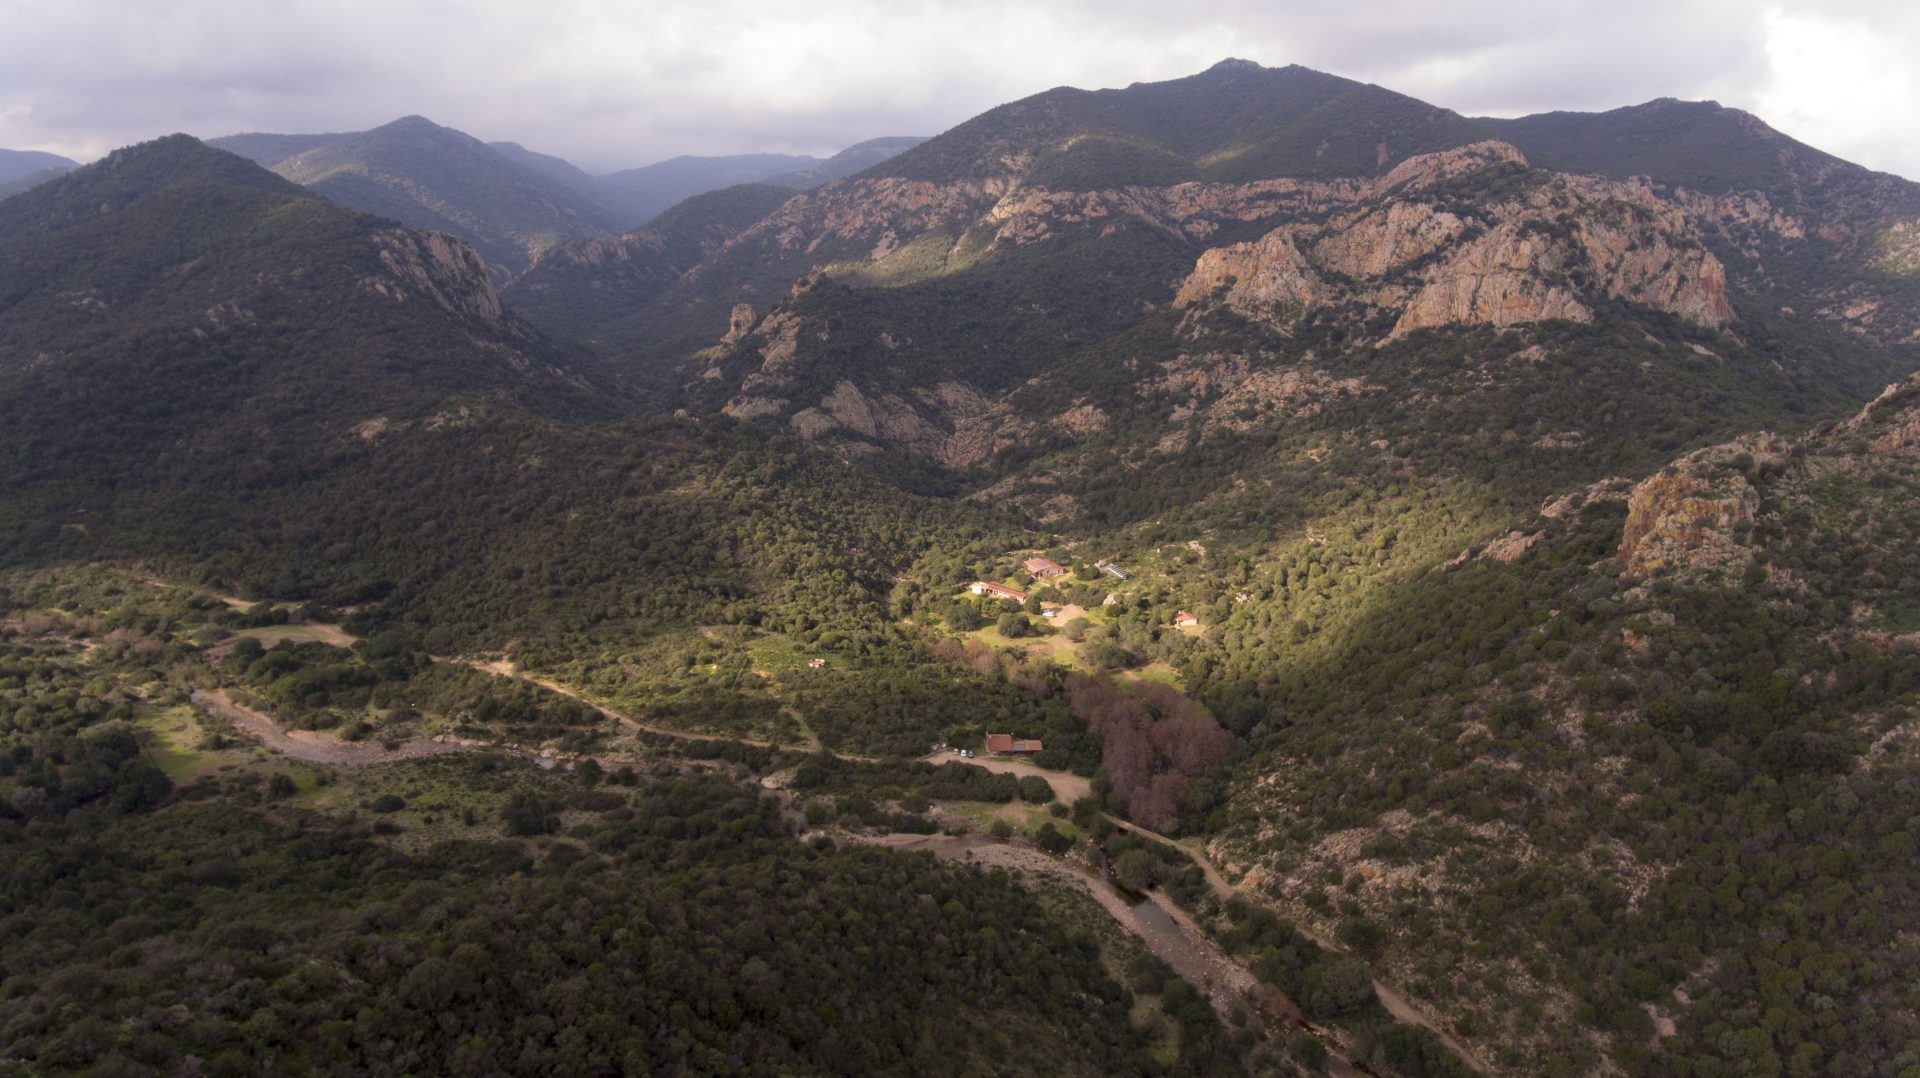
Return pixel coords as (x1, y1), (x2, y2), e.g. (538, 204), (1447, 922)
(1, 0), (1915, 179)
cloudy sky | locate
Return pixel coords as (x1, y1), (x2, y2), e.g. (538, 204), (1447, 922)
(1, 0), (1916, 178)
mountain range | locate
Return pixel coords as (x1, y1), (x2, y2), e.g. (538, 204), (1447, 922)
(3, 58), (1919, 1077)
(0, 147), (79, 200)
(201, 121), (924, 279)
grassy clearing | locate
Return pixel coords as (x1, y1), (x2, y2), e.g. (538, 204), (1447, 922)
(827, 230), (988, 289)
(939, 799), (1020, 831)
(938, 798), (1079, 840)
(229, 623), (357, 648)
(1800, 474), (1866, 530)
(140, 703), (252, 782)
(305, 755), (565, 850)
(744, 632), (823, 676)
(1121, 661), (1184, 688)
(965, 623), (1091, 670)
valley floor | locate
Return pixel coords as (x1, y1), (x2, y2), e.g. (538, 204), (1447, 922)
(184, 612), (1476, 1075)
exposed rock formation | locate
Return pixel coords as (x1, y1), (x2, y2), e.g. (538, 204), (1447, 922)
(791, 380), (946, 450)
(720, 303), (757, 348)
(726, 143), (1528, 279)
(1311, 200), (1470, 279)
(1617, 438), (1782, 574)
(1174, 230), (1322, 315)
(691, 140), (1759, 465)
(1148, 353), (1378, 435)
(1393, 225), (1591, 333)
(1174, 144), (1735, 337)
(1845, 373), (1920, 455)
(367, 229), (508, 328)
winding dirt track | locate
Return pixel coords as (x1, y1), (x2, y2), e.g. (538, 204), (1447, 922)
(204, 634), (1481, 1073)
(858, 834), (1267, 1015)
(203, 675), (1392, 1073)
(449, 657), (861, 758)
(927, 752), (1484, 1069)
(459, 660), (1485, 1071)
(858, 833), (1365, 1077)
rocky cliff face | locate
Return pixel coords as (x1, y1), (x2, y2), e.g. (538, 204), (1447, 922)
(1844, 374), (1920, 455)
(1176, 143), (1735, 338)
(367, 228), (510, 330)
(740, 177), (1012, 256)
(727, 146), (1542, 280)
(1617, 451), (1763, 576)
(1173, 229), (1323, 315)
(1612, 375), (1920, 578)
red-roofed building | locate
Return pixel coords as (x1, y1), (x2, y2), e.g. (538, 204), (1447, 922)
(986, 733), (1043, 755)
(1021, 556), (1066, 579)
(1173, 611), (1199, 628)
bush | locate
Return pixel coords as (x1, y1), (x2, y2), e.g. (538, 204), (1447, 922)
(368, 793), (406, 813)
(942, 602), (983, 631)
(1337, 915), (1386, 958)
(1127, 952), (1174, 994)
(1017, 775), (1055, 803)
(1379, 1025), (1474, 1077)
(1113, 848), (1159, 891)
(501, 791), (557, 836)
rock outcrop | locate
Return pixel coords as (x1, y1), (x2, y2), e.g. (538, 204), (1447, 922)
(1845, 373), (1920, 455)
(1393, 224), (1592, 333)
(1617, 438), (1781, 574)
(367, 229), (508, 329)
(1174, 144), (1735, 338)
(1174, 230), (1323, 315)
(688, 140), (1754, 465)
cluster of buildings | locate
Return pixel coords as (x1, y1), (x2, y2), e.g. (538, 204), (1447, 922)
(964, 552), (1201, 630)
(968, 555), (1127, 605)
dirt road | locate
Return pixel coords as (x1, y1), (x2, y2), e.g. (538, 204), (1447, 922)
(196, 687), (726, 779)
(1117, 819), (1490, 1074)
(451, 657), (863, 758)
(859, 833), (1262, 1015)
(860, 831), (1363, 1075)
(226, 640), (1479, 1070)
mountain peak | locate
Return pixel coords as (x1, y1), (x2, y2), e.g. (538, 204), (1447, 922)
(0, 134), (304, 241)
(380, 114), (445, 131)
(1204, 57), (1267, 74)
(104, 132), (209, 162)
(876, 59), (1479, 186)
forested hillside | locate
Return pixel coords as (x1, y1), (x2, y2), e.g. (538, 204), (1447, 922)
(1192, 376), (1920, 1072)
(0, 602), (1239, 1075)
